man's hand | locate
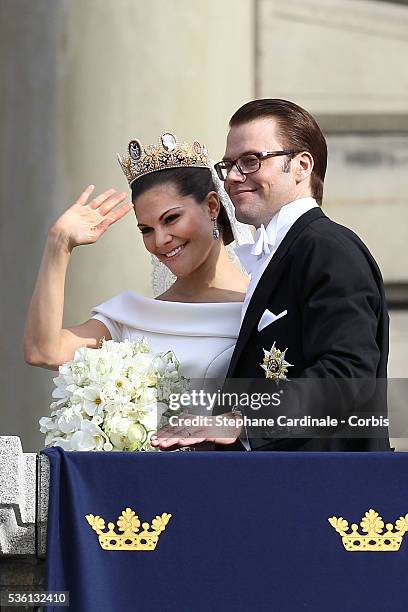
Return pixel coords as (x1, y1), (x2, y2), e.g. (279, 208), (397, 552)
(150, 412), (243, 449)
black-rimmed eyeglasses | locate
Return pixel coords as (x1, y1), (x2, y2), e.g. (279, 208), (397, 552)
(214, 150), (297, 181)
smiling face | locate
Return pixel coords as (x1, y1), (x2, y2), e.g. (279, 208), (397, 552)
(224, 118), (305, 227)
(134, 182), (220, 278)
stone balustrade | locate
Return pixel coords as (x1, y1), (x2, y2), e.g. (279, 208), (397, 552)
(0, 436), (48, 600)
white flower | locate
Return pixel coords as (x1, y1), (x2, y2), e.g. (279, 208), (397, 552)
(153, 351), (177, 374)
(127, 354), (156, 382)
(102, 377), (133, 405)
(55, 405), (83, 434)
(127, 423), (148, 451)
(104, 413), (135, 450)
(57, 362), (75, 381)
(51, 380), (70, 400)
(113, 374), (132, 393)
(52, 420), (109, 451)
(88, 355), (118, 381)
(69, 430), (96, 451)
(137, 386), (158, 407)
(52, 437), (74, 451)
(140, 402), (167, 432)
(103, 398), (127, 415)
(45, 430), (60, 446)
(39, 416), (58, 433)
(79, 420), (108, 451)
(82, 385), (105, 416)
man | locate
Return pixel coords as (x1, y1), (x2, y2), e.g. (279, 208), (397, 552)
(153, 98), (390, 451)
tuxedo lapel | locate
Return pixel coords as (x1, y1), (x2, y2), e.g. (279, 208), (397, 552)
(227, 208), (325, 377)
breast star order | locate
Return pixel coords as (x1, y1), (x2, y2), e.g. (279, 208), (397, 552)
(260, 342), (293, 380)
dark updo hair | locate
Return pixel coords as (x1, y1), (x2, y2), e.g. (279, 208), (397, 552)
(131, 167), (234, 244)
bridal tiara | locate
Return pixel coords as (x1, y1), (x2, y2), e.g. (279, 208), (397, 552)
(117, 132), (211, 186)
(117, 130), (254, 295)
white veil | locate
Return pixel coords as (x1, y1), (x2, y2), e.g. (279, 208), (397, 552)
(151, 162), (254, 296)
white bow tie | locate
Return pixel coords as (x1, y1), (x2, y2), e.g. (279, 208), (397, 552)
(236, 224), (275, 275)
(252, 224), (275, 256)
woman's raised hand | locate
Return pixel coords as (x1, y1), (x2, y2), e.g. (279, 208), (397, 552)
(50, 185), (134, 252)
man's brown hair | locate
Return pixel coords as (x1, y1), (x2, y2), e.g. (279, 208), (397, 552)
(229, 99), (327, 205)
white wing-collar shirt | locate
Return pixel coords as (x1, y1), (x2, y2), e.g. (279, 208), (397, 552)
(233, 197), (318, 451)
(236, 197), (319, 321)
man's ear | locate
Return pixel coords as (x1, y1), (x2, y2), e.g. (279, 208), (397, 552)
(205, 191), (221, 218)
(295, 152), (314, 182)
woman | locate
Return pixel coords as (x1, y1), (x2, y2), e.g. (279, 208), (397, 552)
(24, 132), (252, 391)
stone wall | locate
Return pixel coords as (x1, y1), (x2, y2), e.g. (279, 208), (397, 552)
(255, 0), (408, 382)
(0, 437), (48, 604)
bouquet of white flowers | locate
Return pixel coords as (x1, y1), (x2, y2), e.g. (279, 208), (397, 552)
(39, 338), (189, 451)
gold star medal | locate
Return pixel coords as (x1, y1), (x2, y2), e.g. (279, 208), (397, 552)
(260, 342), (293, 380)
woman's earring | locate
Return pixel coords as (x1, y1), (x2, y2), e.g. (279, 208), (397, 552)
(212, 217), (220, 240)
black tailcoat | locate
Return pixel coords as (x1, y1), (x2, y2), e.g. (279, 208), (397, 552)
(219, 208), (390, 451)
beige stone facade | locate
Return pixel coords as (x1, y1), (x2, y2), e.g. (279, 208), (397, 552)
(1, 0), (407, 451)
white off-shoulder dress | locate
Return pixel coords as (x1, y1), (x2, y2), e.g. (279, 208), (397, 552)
(91, 292), (242, 380)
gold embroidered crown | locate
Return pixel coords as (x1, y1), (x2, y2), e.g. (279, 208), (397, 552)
(86, 507), (172, 551)
(328, 508), (408, 552)
(117, 132), (211, 186)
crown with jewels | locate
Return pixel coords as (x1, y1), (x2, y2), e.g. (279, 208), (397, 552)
(328, 508), (408, 552)
(117, 132), (211, 186)
(85, 507), (172, 551)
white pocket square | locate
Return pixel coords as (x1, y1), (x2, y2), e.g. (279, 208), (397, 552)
(257, 309), (288, 332)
